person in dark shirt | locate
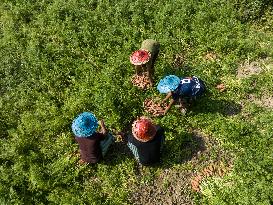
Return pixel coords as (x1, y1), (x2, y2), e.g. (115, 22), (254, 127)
(72, 112), (114, 164)
(157, 75), (206, 114)
(127, 116), (164, 166)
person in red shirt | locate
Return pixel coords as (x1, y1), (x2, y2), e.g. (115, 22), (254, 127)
(72, 112), (114, 164)
(127, 116), (165, 166)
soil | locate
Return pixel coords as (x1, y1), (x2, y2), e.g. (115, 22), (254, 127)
(260, 95), (273, 108)
(238, 58), (273, 109)
(237, 61), (262, 78)
(237, 58), (272, 78)
(128, 130), (234, 205)
(246, 94), (273, 109)
(130, 168), (193, 205)
(203, 52), (218, 61)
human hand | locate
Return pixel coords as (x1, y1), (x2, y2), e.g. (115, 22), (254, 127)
(180, 107), (187, 115)
(98, 119), (104, 124)
(115, 131), (125, 142)
(98, 120), (106, 128)
(98, 119), (107, 135)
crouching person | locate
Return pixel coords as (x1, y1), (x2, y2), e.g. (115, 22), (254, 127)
(127, 117), (164, 166)
(157, 75), (206, 114)
(130, 39), (160, 85)
(72, 112), (114, 164)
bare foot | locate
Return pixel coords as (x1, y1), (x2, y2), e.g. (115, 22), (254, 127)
(180, 107), (187, 114)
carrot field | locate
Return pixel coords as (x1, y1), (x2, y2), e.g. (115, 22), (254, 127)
(0, 0), (273, 204)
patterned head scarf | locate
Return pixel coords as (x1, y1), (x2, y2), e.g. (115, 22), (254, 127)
(157, 75), (181, 94)
(130, 49), (151, 65)
(132, 117), (157, 142)
(72, 112), (98, 137)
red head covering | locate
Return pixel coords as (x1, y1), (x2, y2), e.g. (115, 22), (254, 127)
(130, 49), (151, 65)
(132, 117), (156, 142)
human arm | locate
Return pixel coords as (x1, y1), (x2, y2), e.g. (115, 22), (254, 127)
(162, 92), (172, 103)
(98, 119), (108, 136)
(164, 98), (175, 114)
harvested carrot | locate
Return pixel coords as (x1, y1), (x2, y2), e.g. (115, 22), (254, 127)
(143, 98), (167, 116)
(131, 72), (151, 89)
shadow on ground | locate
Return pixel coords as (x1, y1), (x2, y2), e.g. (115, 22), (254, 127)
(102, 139), (132, 166)
(103, 128), (207, 168)
(161, 131), (206, 167)
(190, 98), (242, 116)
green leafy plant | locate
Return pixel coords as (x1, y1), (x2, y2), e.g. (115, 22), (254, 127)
(0, 0), (273, 204)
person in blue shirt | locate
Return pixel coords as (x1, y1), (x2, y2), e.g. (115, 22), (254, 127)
(157, 75), (206, 114)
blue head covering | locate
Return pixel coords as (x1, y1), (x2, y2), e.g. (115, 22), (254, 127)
(72, 112), (98, 137)
(157, 75), (181, 94)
